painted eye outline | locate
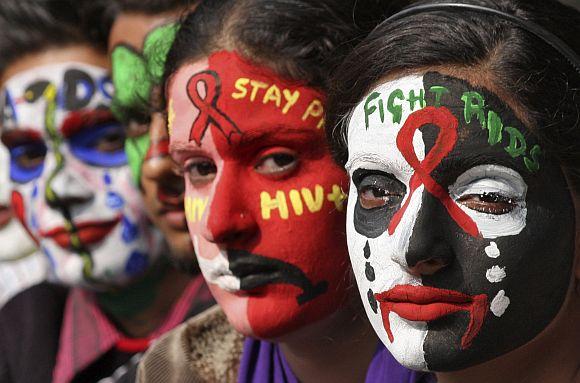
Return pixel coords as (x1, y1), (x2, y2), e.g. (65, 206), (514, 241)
(183, 156), (217, 187)
(68, 122), (128, 167)
(254, 147), (299, 180)
(353, 170), (406, 211)
(9, 142), (47, 184)
(450, 165), (527, 217)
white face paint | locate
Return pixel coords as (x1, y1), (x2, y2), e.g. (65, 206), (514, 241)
(1, 63), (162, 289)
(344, 74), (538, 371)
(0, 144), (37, 261)
(346, 75), (430, 370)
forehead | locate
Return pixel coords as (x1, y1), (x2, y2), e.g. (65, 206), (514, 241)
(168, 51), (326, 154)
(1, 62), (110, 136)
(109, 12), (175, 52)
(346, 72), (540, 178)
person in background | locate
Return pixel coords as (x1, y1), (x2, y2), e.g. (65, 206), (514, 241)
(0, 143), (47, 307)
(326, 0), (580, 382)
(138, 1), (431, 382)
(0, 1), (210, 382)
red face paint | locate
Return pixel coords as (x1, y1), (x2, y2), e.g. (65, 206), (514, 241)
(169, 51), (350, 338)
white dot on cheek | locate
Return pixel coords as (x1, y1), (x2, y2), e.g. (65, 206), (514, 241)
(485, 241), (500, 258)
(490, 290), (510, 317)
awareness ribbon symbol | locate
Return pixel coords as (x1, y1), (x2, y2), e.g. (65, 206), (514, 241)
(388, 106), (480, 238)
(187, 70), (241, 145)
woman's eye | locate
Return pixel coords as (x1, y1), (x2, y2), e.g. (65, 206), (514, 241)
(95, 130), (126, 153)
(359, 185), (402, 209)
(13, 144), (46, 169)
(255, 152), (298, 177)
(185, 159), (217, 186)
(457, 192), (517, 215)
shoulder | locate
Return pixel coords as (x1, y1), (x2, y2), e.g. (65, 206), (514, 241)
(0, 282), (68, 383)
(137, 305), (244, 383)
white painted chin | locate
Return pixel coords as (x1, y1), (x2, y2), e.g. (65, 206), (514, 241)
(383, 314), (429, 371)
(0, 219), (36, 261)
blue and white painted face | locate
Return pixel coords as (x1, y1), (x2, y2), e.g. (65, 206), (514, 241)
(345, 72), (575, 371)
(1, 62), (162, 289)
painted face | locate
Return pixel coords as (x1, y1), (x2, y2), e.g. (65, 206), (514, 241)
(1, 62), (162, 289)
(169, 51), (350, 338)
(0, 144), (37, 261)
(345, 72), (575, 371)
(110, 22), (195, 263)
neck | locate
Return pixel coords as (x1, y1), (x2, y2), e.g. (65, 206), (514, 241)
(97, 258), (191, 338)
(278, 299), (378, 383)
(437, 290), (580, 383)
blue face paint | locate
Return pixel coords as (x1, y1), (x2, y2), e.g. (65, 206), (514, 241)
(125, 251), (149, 276)
(121, 216), (139, 243)
(9, 143), (46, 183)
(68, 122), (128, 167)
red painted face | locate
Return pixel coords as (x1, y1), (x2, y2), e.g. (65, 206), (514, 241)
(168, 51), (350, 338)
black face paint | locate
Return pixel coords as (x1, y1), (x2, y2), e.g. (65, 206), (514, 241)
(352, 169), (406, 238)
(350, 72), (575, 371)
(227, 249), (328, 305)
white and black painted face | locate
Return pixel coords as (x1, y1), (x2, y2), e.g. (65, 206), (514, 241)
(0, 62), (162, 289)
(345, 72), (575, 371)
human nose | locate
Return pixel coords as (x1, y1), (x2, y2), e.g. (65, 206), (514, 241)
(403, 192), (454, 276)
(203, 165), (258, 245)
(45, 164), (93, 209)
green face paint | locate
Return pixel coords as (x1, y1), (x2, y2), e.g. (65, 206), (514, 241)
(111, 23), (179, 184)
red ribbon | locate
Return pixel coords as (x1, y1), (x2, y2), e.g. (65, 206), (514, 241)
(388, 106), (480, 238)
(186, 70), (241, 145)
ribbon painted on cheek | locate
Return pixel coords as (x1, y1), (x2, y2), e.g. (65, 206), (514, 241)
(186, 70), (242, 145)
(388, 106), (480, 237)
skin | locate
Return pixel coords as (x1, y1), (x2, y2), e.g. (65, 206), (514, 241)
(108, 11), (195, 262)
(168, 51), (378, 383)
(345, 67), (580, 382)
(0, 45), (190, 337)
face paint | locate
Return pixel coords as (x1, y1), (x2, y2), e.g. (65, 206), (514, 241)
(0, 144), (37, 261)
(1, 62), (162, 289)
(169, 51), (350, 338)
(345, 73), (575, 371)
(111, 23), (179, 184)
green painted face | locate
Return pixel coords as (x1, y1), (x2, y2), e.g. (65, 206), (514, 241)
(111, 23), (179, 184)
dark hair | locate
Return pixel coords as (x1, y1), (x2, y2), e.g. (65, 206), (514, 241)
(164, 0), (407, 92)
(79, 0), (197, 52)
(0, 0), (90, 75)
(326, 0), (580, 190)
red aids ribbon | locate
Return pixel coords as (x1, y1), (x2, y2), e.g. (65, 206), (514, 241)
(388, 106), (480, 237)
(186, 70), (241, 145)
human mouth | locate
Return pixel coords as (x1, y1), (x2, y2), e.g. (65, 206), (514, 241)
(0, 205), (13, 228)
(40, 216), (121, 250)
(227, 249), (328, 305)
(375, 285), (489, 349)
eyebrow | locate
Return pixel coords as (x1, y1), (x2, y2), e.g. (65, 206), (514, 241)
(438, 152), (525, 175)
(61, 109), (116, 138)
(1, 129), (43, 147)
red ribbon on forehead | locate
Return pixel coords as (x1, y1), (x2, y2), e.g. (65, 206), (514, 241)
(388, 106), (480, 238)
(180, 51), (326, 147)
(187, 70), (242, 145)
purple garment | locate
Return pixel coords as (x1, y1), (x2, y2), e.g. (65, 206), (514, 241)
(237, 337), (436, 383)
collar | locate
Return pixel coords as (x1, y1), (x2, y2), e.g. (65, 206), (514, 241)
(52, 275), (207, 383)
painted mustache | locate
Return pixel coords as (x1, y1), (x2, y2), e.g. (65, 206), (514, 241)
(227, 249), (328, 305)
(40, 216), (121, 250)
(375, 285), (489, 349)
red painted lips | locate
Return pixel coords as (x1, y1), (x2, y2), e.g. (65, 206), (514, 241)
(0, 205), (12, 228)
(375, 285), (489, 349)
(40, 216), (121, 249)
